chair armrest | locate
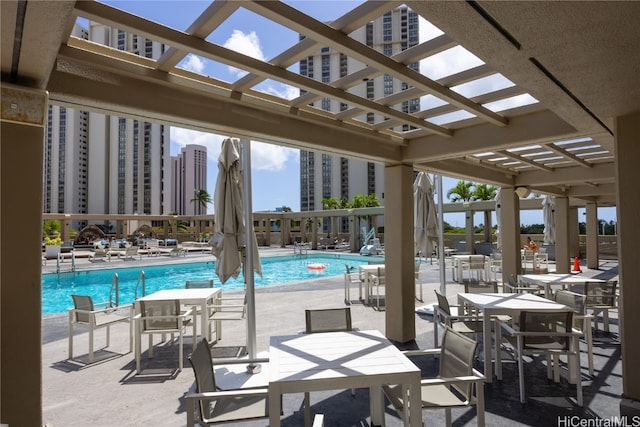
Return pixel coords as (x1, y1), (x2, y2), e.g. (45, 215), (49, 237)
(402, 348), (440, 358)
(420, 371), (486, 386)
(212, 357), (270, 366)
(185, 387), (269, 401)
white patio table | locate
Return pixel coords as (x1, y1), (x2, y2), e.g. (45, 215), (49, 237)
(457, 292), (572, 383)
(268, 329), (421, 427)
(519, 273), (607, 299)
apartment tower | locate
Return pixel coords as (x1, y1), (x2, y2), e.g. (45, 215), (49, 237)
(299, 7), (420, 232)
(43, 23), (171, 230)
(171, 144), (208, 215)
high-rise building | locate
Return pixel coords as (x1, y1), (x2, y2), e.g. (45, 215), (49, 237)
(42, 22), (172, 229)
(171, 144), (208, 215)
(299, 7), (420, 232)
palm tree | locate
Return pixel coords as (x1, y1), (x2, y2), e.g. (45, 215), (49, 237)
(322, 197), (341, 237)
(190, 189), (212, 214)
(446, 180), (474, 202)
(472, 183), (499, 242)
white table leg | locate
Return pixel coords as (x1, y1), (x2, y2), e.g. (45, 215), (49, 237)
(269, 386), (281, 426)
(483, 310), (493, 382)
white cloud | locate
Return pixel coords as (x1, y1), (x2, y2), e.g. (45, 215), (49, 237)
(178, 54), (206, 74)
(224, 30), (264, 78)
(170, 128), (297, 171)
(254, 81), (300, 100)
(250, 141), (297, 171)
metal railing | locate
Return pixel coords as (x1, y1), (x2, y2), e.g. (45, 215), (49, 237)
(109, 270), (146, 307)
(56, 252), (75, 273)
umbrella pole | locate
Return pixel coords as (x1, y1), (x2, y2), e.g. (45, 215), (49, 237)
(241, 139), (260, 374)
(436, 175), (446, 295)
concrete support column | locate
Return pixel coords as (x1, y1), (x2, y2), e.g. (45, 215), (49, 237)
(616, 112), (640, 409)
(61, 216), (71, 243)
(585, 202), (599, 269)
(311, 217), (318, 250)
(265, 217), (271, 246)
(1, 85), (47, 426)
(499, 187), (521, 281)
(555, 197), (570, 273)
(349, 214), (357, 252)
(465, 206), (474, 253)
(384, 164), (416, 343)
(569, 207), (580, 260)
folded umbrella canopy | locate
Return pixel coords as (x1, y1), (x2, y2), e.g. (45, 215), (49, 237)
(543, 195), (556, 244)
(212, 137), (262, 284)
(414, 172), (439, 260)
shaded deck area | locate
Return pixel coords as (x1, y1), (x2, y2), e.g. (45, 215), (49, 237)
(43, 248), (621, 426)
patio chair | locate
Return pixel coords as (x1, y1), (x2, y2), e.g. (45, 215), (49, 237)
(343, 264), (363, 305)
(462, 280), (504, 319)
(134, 299), (194, 374)
(370, 266), (386, 311)
(495, 310), (583, 406)
(461, 255), (487, 282)
(185, 338), (268, 426)
(504, 274), (543, 295)
(555, 290), (594, 376)
(207, 292), (247, 346)
(521, 249), (537, 274)
(584, 280), (618, 332)
(303, 307), (355, 424)
(433, 291), (484, 348)
(383, 327), (485, 427)
(68, 295), (132, 363)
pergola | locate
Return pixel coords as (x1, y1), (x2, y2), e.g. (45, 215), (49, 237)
(2, 1), (639, 424)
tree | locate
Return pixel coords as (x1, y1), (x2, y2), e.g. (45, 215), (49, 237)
(446, 180), (474, 202)
(189, 189), (212, 213)
(471, 183), (498, 242)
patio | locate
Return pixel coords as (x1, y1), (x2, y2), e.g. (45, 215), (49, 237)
(43, 249), (621, 426)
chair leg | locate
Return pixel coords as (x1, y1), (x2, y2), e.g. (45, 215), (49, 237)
(585, 319), (594, 376)
(445, 408), (452, 427)
(517, 338), (526, 403)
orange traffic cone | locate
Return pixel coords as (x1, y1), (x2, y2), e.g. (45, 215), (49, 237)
(572, 256), (582, 273)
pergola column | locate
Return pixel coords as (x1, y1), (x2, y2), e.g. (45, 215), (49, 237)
(1, 84), (47, 426)
(384, 164), (416, 343)
(617, 112), (640, 415)
(499, 187), (521, 281)
(554, 197), (570, 273)
(585, 202), (599, 269)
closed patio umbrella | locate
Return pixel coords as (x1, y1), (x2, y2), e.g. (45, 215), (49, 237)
(495, 190), (502, 250)
(211, 137), (262, 364)
(543, 195), (556, 244)
(414, 172), (438, 261)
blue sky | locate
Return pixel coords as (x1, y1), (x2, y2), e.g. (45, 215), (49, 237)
(101, 1), (616, 226)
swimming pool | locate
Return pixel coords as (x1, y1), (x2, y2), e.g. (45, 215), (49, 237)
(42, 254), (383, 314)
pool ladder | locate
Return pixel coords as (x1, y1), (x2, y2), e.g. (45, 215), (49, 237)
(109, 271), (146, 307)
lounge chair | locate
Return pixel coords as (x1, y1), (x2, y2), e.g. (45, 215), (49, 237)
(143, 239), (161, 256)
(89, 248), (111, 262)
(68, 295), (132, 363)
(118, 245), (140, 261)
(168, 245), (187, 257)
(185, 338), (268, 426)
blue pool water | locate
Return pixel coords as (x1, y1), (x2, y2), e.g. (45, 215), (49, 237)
(42, 254), (383, 314)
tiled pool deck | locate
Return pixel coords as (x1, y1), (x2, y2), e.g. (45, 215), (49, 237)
(42, 247), (622, 426)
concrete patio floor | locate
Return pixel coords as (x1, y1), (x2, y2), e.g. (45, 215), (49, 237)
(42, 248), (622, 426)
